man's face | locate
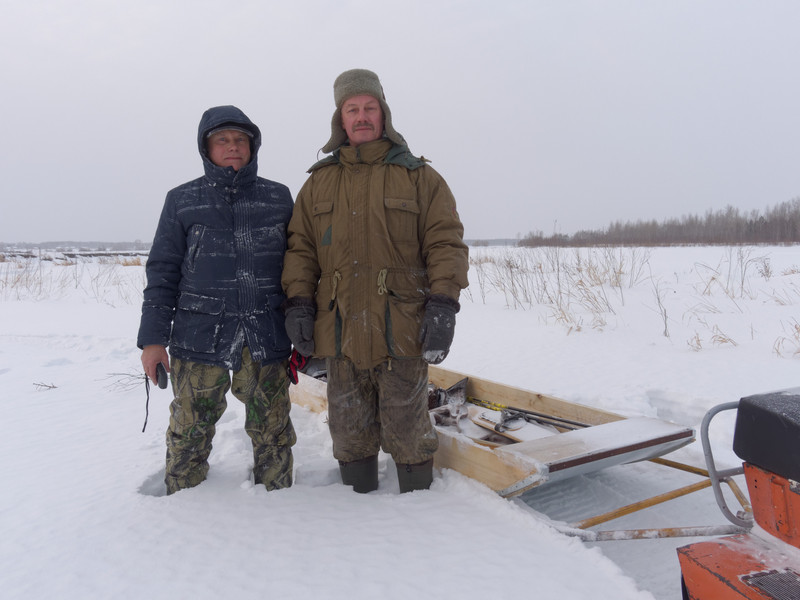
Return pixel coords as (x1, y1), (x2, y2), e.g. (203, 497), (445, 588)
(341, 95), (384, 147)
(207, 129), (251, 171)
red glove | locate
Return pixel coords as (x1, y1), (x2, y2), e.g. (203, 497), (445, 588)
(286, 348), (309, 385)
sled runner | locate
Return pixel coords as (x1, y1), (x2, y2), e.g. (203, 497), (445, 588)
(289, 363), (695, 497)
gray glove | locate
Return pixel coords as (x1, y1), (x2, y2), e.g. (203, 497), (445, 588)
(419, 295), (460, 365)
(283, 297), (316, 357)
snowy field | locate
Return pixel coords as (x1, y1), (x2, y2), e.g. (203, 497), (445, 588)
(1, 245), (798, 600)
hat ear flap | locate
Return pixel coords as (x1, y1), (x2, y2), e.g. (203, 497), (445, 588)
(378, 100), (405, 148)
(321, 108), (348, 154)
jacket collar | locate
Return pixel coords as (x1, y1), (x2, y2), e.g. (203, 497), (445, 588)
(202, 154), (258, 188)
(338, 139), (392, 168)
(308, 139), (428, 173)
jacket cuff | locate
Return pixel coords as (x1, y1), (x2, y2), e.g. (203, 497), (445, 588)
(426, 294), (461, 313)
(282, 296), (316, 311)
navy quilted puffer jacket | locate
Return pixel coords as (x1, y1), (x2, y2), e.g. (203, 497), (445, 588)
(137, 105), (293, 370)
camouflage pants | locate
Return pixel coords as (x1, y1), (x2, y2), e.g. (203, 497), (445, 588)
(165, 348), (296, 494)
(326, 357), (438, 464)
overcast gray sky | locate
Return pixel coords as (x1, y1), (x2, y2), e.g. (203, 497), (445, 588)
(2, 0), (799, 243)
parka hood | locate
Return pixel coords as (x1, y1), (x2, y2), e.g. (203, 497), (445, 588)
(197, 105), (261, 180)
(308, 139), (427, 173)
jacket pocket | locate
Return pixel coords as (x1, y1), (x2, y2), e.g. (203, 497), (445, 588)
(314, 271), (342, 357)
(384, 197), (420, 243)
(313, 200), (334, 247)
(185, 225), (205, 272)
(385, 291), (425, 358)
(170, 292), (225, 354)
(383, 268), (427, 357)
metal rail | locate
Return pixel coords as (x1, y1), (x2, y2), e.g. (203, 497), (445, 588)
(551, 403), (755, 540)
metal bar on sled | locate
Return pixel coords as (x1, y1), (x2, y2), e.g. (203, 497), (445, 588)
(559, 458), (752, 541)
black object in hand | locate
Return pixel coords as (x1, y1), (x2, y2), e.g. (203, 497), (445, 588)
(156, 362), (168, 389)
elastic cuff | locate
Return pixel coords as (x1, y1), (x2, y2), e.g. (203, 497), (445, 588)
(281, 296), (316, 311)
(425, 294), (461, 313)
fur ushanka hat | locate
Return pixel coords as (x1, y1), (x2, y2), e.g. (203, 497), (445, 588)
(321, 68), (406, 154)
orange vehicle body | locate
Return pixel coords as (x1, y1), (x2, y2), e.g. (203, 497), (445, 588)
(678, 460), (800, 598)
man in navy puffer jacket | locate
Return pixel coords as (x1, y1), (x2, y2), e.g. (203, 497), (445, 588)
(137, 105), (296, 494)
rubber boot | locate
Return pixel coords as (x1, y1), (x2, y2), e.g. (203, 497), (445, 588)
(339, 455), (378, 493)
(396, 459), (433, 493)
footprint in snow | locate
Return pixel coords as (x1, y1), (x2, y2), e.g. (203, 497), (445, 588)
(139, 470), (167, 497)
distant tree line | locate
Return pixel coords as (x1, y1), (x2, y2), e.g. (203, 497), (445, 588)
(0, 240), (150, 252)
(519, 198), (800, 247)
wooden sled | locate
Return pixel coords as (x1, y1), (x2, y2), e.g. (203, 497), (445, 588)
(289, 364), (695, 498)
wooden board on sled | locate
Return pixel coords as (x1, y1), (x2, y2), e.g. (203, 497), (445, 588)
(289, 363), (695, 498)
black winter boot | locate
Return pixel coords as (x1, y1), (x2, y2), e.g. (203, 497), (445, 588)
(396, 459), (433, 493)
(339, 455), (378, 493)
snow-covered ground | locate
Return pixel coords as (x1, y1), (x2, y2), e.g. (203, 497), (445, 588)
(1, 245), (798, 599)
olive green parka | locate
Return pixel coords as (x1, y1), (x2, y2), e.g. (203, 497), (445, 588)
(282, 139), (469, 369)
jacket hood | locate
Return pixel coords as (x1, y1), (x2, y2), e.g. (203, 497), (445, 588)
(197, 105), (261, 178)
(308, 139), (427, 173)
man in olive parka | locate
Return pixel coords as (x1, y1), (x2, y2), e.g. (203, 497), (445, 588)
(282, 69), (469, 493)
(138, 105), (296, 494)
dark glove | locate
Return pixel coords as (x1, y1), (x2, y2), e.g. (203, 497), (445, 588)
(283, 297), (315, 357)
(419, 294), (460, 365)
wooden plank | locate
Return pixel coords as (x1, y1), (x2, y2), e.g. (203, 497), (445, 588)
(428, 365), (624, 427)
(288, 366), (696, 498)
(433, 427), (542, 493)
(289, 372), (328, 413)
(470, 407), (559, 443)
(294, 364), (623, 427)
